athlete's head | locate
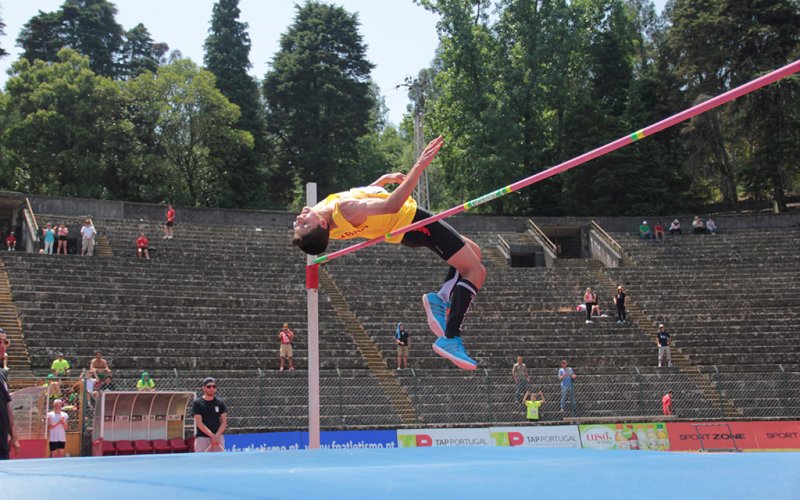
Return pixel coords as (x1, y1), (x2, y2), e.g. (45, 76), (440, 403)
(292, 207), (330, 255)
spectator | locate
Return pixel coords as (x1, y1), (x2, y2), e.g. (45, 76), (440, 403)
(44, 374), (62, 399)
(657, 324), (672, 368)
(80, 369), (97, 407)
(56, 223), (69, 255)
(523, 389), (545, 421)
(278, 323), (295, 371)
(136, 233), (150, 259)
(96, 374), (115, 392)
(1, 328), (7, 371)
(662, 390), (674, 416)
(639, 220), (653, 239)
(136, 372), (156, 391)
(395, 322), (410, 370)
(706, 217), (717, 235)
(692, 216), (705, 234)
(583, 287), (597, 324)
(512, 356), (529, 402)
(51, 354), (71, 377)
(558, 359), (577, 415)
(47, 399), (68, 458)
(614, 286), (627, 324)
(81, 219), (96, 256)
(89, 351), (111, 377)
(43, 223), (56, 254)
(669, 219), (682, 235)
(591, 299), (605, 318)
(5, 232), (16, 251)
(654, 222), (665, 240)
(0, 328), (20, 460)
(192, 377), (227, 453)
(163, 205), (176, 239)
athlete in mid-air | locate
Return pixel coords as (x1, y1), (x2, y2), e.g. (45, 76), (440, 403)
(292, 136), (486, 370)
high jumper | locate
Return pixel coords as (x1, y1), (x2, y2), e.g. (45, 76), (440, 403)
(292, 136), (484, 370)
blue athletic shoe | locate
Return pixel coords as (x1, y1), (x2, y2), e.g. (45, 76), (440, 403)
(422, 293), (448, 337)
(432, 336), (478, 370)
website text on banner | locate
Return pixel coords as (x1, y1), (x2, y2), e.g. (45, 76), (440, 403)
(225, 430), (397, 452)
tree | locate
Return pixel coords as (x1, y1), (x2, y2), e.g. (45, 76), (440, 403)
(124, 59), (253, 206)
(0, 15), (8, 58)
(2, 49), (133, 197)
(418, 0), (504, 212)
(18, 0), (169, 80)
(119, 23), (168, 78)
(263, 2), (375, 206)
(204, 0), (269, 208)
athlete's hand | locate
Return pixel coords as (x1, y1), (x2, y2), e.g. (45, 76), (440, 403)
(413, 135), (444, 171)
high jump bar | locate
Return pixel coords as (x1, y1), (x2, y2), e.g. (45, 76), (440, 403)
(313, 58), (800, 266)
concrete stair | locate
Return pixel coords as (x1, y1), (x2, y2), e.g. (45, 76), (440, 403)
(0, 260), (32, 375)
(319, 267), (419, 424)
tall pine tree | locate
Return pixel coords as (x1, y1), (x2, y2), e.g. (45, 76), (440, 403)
(204, 0), (269, 208)
(263, 2), (374, 205)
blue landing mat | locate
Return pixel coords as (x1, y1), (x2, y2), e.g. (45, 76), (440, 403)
(2, 447), (799, 499)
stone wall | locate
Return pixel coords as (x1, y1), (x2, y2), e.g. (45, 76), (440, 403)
(27, 194), (800, 233)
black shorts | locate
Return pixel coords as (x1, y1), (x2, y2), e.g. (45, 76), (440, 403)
(49, 441), (66, 451)
(58, 235), (67, 241)
(166, 221), (174, 227)
(401, 208), (466, 261)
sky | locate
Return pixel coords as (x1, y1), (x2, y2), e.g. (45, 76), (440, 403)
(0, 0), (668, 126)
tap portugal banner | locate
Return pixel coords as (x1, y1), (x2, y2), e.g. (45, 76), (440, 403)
(397, 428), (491, 448)
(489, 426), (581, 448)
(667, 421), (800, 451)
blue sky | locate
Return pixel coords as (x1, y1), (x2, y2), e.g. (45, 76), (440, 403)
(0, 1), (669, 125)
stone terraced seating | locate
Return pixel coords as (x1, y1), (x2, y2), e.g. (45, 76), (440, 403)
(2, 235), (368, 371)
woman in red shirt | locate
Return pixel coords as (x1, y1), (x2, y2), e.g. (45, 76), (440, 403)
(136, 233), (150, 259)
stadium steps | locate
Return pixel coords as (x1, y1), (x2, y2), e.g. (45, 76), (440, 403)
(319, 267), (420, 425)
(594, 268), (742, 418)
(0, 259), (32, 376)
(485, 246), (506, 268)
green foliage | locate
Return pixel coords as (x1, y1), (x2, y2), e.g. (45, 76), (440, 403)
(204, 0), (269, 208)
(18, 0), (168, 80)
(263, 1), (375, 206)
(0, 15), (8, 59)
(124, 59), (254, 206)
(120, 23), (168, 78)
(2, 49), (131, 198)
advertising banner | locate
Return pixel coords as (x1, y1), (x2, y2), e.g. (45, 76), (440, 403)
(316, 430), (397, 449)
(489, 426), (581, 448)
(226, 431), (304, 452)
(227, 430), (399, 452)
(667, 421), (800, 451)
(397, 428), (491, 448)
(579, 422), (670, 451)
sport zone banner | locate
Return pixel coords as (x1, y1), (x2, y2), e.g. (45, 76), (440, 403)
(579, 423), (670, 451)
(489, 426), (581, 448)
(667, 421), (800, 451)
(397, 428), (492, 448)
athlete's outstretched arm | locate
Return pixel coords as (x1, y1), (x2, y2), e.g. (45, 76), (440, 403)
(349, 136), (443, 218)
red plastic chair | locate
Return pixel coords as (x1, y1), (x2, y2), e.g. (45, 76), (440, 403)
(134, 440), (154, 454)
(101, 440), (116, 456)
(169, 437), (188, 453)
(186, 436), (195, 453)
(152, 439), (172, 454)
(115, 440), (135, 455)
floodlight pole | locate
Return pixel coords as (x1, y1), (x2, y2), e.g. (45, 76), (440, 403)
(305, 182), (320, 449)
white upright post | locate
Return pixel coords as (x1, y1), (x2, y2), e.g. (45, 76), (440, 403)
(305, 182), (321, 449)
